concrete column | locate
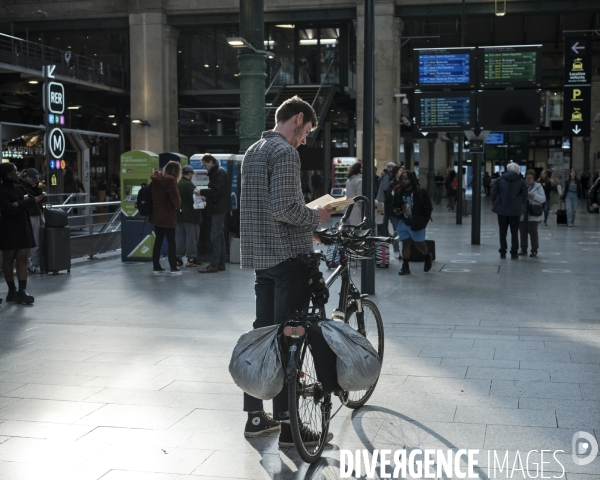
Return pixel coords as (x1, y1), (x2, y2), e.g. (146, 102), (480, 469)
(356, 1), (401, 165)
(591, 80), (600, 174)
(129, 13), (179, 153)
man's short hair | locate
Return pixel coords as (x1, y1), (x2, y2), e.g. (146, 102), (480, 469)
(507, 162), (520, 173)
(275, 96), (318, 129)
(201, 154), (217, 165)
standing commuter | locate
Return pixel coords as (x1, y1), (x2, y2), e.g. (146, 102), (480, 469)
(20, 169), (44, 273)
(548, 170), (561, 214)
(150, 161), (182, 274)
(0, 163), (42, 304)
(434, 171), (445, 204)
(491, 162), (527, 259)
(590, 176), (600, 209)
(392, 171), (433, 276)
(537, 169), (551, 226)
(345, 162), (363, 226)
(197, 154), (231, 273)
(483, 172), (492, 197)
(376, 162), (395, 232)
(239, 95), (332, 445)
(562, 169), (582, 227)
(175, 165), (203, 268)
(445, 170), (457, 212)
(385, 166), (403, 258)
(518, 170), (546, 257)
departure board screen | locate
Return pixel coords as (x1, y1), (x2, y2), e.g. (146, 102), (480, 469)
(414, 48), (475, 88)
(478, 90), (541, 131)
(479, 45), (541, 87)
(415, 92), (476, 132)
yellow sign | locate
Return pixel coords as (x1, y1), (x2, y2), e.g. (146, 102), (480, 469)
(60, 160), (66, 170)
(572, 89), (583, 101)
(572, 58), (583, 71)
(571, 109), (582, 122)
(51, 174), (57, 186)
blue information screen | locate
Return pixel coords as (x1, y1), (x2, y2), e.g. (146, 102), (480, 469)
(418, 54), (471, 85)
(485, 133), (505, 145)
(419, 96), (472, 129)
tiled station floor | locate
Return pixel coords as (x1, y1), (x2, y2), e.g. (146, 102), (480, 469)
(1, 198), (600, 480)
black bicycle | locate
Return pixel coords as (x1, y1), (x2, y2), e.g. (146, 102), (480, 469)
(280, 195), (393, 463)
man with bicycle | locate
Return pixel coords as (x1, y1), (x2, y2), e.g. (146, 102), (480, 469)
(240, 96), (332, 445)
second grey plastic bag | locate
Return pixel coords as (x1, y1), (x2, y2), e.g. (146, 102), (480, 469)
(319, 320), (381, 391)
(229, 325), (284, 400)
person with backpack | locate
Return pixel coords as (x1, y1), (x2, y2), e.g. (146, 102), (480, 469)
(392, 170), (433, 276)
(445, 170), (457, 212)
(0, 163), (42, 304)
(175, 165), (203, 268)
(150, 161), (182, 274)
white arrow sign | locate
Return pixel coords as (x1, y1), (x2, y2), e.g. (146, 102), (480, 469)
(422, 132), (429, 136)
(573, 125), (582, 135)
(571, 42), (585, 55)
(43, 65), (56, 79)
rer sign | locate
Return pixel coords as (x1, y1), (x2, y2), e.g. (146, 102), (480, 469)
(46, 82), (65, 114)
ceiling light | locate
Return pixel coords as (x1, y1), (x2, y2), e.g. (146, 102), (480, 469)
(204, 64), (209, 68)
(131, 119), (151, 126)
(108, 114), (115, 118)
(111, 122), (117, 126)
(67, 106), (80, 110)
(495, 0), (506, 16)
(299, 39), (338, 46)
(28, 80), (39, 84)
(275, 24), (294, 29)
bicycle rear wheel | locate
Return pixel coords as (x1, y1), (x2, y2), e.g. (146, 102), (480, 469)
(288, 339), (331, 463)
(344, 297), (384, 409)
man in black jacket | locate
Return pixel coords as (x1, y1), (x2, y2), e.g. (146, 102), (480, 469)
(20, 169), (43, 273)
(392, 171), (433, 276)
(491, 162), (527, 259)
(198, 155), (231, 273)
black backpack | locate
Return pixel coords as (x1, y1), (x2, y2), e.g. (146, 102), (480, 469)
(136, 183), (153, 217)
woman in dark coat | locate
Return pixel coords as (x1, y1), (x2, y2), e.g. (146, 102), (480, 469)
(150, 161), (182, 274)
(0, 163), (42, 304)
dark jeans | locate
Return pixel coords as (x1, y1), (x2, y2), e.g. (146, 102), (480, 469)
(497, 215), (520, 255)
(519, 219), (539, 252)
(542, 199), (549, 224)
(210, 211), (227, 267)
(153, 226), (177, 269)
(243, 258), (311, 418)
(435, 185), (443, 204)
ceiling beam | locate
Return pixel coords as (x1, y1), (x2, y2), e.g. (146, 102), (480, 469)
(397, 0), (600, 18)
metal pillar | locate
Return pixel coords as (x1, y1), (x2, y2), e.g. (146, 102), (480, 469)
(238, 0), (266, 153)
(456, 139), (463, 224)
(361, 0), (375, 295)
(427, 138), (436, 199)
(323, 122), (331, 196)
(584, 136), (591, 174)
(471, 153), (482, 245)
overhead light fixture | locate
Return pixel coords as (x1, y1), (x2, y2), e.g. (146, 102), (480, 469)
(131, 119), (151, 126)
(28, 80), (39, 84)
(67, 106), (80, 110)
(226, 37), (270, 56)
(111, 122), (117, 126)
(108, 114), (115, 118)
(275, 24), (294, 29)
(299, 39), (338, 46)
(495, 0), (506, 16)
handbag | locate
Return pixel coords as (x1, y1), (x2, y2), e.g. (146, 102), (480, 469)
(528, 203), (543, 216)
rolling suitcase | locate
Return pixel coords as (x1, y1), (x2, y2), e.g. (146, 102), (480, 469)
(462, 199), (472, 216)
(410, 240), (436, 262)
(556, 202), (567, 225)
(39, 226), (71, 274)
(375, 243), (390, 268)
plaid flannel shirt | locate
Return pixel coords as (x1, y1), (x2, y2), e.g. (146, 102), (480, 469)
(240, 131), (320, 270)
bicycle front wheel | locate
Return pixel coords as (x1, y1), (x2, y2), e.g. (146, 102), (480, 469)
(344, 297), (384, 409)
(288, 340), (331, 463)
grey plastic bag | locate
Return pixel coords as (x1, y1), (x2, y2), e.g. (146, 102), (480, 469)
(229, 324), (284, 400)
(319, 320), (381, 391)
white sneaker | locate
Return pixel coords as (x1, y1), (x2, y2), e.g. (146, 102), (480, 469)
(394, 251), (400, 259)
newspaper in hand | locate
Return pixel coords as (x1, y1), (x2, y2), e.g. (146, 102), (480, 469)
(306, 194), (355, 212)
(193, 195), (205, 210)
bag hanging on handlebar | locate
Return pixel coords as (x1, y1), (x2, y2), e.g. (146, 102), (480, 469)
(319, 320), (381, 392)
(229, 325), (284, 400)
